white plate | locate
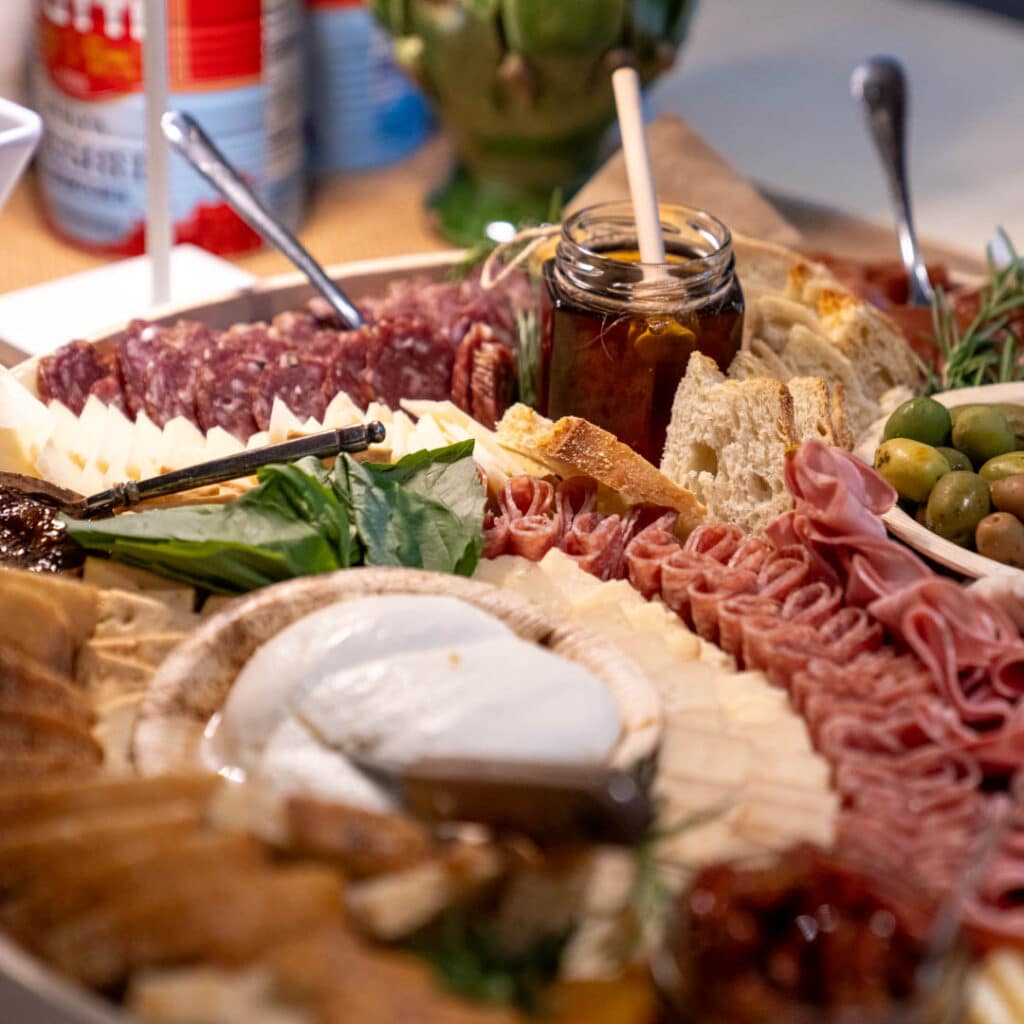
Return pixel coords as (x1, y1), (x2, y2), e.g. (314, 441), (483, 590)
(878, 382), (1024, 579)
(0, 96), (40, 210)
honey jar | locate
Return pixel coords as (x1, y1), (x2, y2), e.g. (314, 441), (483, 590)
(539, 202), (744, 463)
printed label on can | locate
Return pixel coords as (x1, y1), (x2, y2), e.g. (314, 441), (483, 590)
(34, 0), (305, 256)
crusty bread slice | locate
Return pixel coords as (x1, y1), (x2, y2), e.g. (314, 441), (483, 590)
(732, 233), (924, 443)
(661, 353), (798, 536)
(814, 288), (923, 400)
(788, 376), (835, 446)
(495, 404), (706, 536)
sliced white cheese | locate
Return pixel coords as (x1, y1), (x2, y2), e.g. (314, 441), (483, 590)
(48, 400), (88, 468)
(472, 555), (571, 613)
(204, 426), (246, 461)
(322, 390), (362, 428)
(982, 951), (1024, 1021)
(158, 416), (207, 473)
(267, 398), (305, 443)
(245, 430), (270, 451)
(125, 411), (164, 481)
(78, 396), (110, 472)
(34, 443), (87, 494)
(97, 403), (134, 482)
(408, 411), (449, 453)
(0, 367), (51, 475)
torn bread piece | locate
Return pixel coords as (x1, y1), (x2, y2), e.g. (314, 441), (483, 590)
(660, 353), (797, 536)
(495, 404), (706, 537)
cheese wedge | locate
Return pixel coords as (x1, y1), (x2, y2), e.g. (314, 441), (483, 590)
(0, 368), (51, 476)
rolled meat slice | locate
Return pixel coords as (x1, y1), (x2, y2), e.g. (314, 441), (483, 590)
(563, 512), (629, 581)
(687, 567), (758, 645)
(556, 477), (599, 541)
(624, 514), (682, 598)
(726, 536), (773, 574)
(755, 544), (817, 601)
(500, 476), (555, 521)
(482, 511), (510, 559)
(683, 523), (744, 564)
(659, 550), (708, 626)
(716, 593), (780, 660)
(781, 581), (841, 626)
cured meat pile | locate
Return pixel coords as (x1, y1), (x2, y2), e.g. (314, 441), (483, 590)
(485, 443), (1024, 947)
(36, 272), (532, 439)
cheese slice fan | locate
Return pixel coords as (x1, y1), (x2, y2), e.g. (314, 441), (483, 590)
(0, 422), (385, 520)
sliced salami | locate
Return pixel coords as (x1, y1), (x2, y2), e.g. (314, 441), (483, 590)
(194, 356), (263, 440)
(322, 327), (372, 410)
(451, 323), (490, 414)
(37, 340), (113, 414)
(251, 357), (328, 431)
(364, 317), (453, 410)
(469, 338), (517, 430)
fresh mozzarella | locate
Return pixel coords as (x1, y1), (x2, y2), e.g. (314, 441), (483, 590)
(0, 368), (51, 475)
(295, 635), (621, 766)
(257, 717), (394, 811)
(220, 595), (514, 772)
(216, 593), (621, 809)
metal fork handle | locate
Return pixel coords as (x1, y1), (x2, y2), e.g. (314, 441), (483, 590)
(161, 111), (365, 329)
(851, 56), (934, 307)
(82, 422), (385, 518)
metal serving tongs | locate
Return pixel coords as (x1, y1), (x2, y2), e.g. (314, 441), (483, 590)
(349, 752), (654, 846)
(161, 110), (365, 330)
(851, 56), (934, 307)
(0, 422), (385, 520)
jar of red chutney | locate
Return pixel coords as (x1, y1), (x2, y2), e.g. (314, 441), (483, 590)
(539, 202), (744, 464)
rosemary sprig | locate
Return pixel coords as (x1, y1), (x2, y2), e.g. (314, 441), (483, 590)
(929, 229), (1024, 394)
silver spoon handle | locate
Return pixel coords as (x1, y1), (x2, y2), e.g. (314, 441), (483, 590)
(851, 56), (934, 307)
(161, 111), (365, 329)
(82, 422), (385, 518)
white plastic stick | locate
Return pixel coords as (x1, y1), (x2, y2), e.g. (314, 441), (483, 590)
(612, 66), (666, 275)
(144, 0), (171, 306)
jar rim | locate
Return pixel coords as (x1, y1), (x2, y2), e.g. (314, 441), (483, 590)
(560, 200), (733, 271)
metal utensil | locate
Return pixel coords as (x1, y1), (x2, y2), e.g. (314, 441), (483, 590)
(0, 422), (385, 519)
(851, 56), (934, 307)
(161, 110), (365, 330)
(351, 753), (654, 846)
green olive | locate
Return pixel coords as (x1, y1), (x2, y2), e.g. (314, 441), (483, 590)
(979, 451), (1024, 483)
(993, 403), (1024, 450)
(936, 446), (973, 473)
(976, 512), (1024, 568)
(883, 397), (951, 446)
(949, 404), (986, 427)
(874, 439), (949, 503)
(991, 475), (1024, 520)
(950, 406), (1015, 467)
(925, 471), (991, 546)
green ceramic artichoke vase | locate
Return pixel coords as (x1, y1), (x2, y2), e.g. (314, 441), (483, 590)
(373, 0), (698, 244)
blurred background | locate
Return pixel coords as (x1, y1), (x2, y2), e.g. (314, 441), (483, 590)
(0, 0), (1020, 309)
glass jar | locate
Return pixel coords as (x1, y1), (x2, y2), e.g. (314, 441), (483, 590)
(538, 202), (744, 464)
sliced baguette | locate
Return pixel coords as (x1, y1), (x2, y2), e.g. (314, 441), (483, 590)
(660, 353), (798, 536)
(495, 404), (706, 537)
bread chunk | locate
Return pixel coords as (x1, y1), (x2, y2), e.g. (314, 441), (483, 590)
(496, 404), (706, 537)
(661, 354), (797, 536)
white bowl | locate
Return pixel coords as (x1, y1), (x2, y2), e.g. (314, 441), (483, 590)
(880, 383), (1024, 579)
(0, 96), (41, 210)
